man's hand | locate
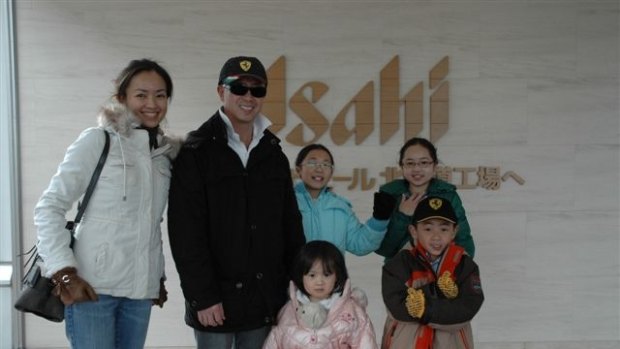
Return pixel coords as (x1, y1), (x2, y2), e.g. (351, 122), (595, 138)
(197, 302), (226, 327)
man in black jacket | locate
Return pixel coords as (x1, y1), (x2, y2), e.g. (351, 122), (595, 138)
(168, 56), (306, 349)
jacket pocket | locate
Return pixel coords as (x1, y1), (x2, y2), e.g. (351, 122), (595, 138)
(94, 242), (109, 277)
(219, 280), (247, 326)
(99, 158), (136, 187)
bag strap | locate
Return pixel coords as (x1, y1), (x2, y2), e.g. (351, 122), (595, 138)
(74, 129), (111, 225)
(65, 129), (110, 250)
(22, 130), (111, 264)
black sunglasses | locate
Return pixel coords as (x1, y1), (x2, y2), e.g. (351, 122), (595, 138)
(224, 83), (267, 98)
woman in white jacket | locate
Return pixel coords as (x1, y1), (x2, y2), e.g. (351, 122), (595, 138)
(34, 59), (180, 349)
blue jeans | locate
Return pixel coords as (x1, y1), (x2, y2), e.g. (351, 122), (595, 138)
(194, 326), (271, 349)
(65, 294), (152, 349)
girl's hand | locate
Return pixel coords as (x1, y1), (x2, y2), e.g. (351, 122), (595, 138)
(399, 193), (425, 216)
(372, 191), (397, 220)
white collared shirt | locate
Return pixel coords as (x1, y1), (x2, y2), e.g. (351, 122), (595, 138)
(218, 108), (272, 167)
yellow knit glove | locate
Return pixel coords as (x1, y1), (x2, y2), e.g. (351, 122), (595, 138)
(405, 287), (425, 318)
(437, 271), (458, 299)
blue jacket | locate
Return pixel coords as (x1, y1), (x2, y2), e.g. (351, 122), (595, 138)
(295, 181), (388, 256)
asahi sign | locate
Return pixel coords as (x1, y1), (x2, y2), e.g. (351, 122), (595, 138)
(262, 55), (525, 190)
(263, 55), (449, 146)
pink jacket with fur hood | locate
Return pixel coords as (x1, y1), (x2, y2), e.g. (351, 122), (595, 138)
(263, 280), (378, 349)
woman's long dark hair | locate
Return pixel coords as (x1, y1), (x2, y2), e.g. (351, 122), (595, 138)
(114, 58), (173, 100)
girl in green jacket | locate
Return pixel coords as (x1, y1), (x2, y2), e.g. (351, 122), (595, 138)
(375, 137), (475, 258)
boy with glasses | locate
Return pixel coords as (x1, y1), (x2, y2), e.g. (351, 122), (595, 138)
(168, 56), (306, 349)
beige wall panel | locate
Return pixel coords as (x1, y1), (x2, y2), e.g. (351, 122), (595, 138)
(14, 0), (618, 348)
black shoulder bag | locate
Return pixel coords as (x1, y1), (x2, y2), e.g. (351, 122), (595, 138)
(14, 130), (110, 322)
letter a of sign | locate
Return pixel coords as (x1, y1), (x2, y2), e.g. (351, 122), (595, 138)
(263, 55), (451, 146)
(331, 81), (374, 145)
(287, 82), (330, 145)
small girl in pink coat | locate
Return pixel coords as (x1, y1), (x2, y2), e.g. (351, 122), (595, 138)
(263, 240), (378, 349)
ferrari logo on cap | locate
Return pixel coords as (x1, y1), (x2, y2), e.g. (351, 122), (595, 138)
(239, 60), (252, 72)
(429, 198), (443, 210)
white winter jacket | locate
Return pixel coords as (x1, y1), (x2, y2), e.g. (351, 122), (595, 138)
(34, 102), (181, 299)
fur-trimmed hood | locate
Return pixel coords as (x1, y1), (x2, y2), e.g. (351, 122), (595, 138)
(96, 100), (182, 159)
(97, 100), (139, 136)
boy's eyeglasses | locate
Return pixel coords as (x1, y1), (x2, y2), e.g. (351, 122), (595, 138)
(302, 161), (334, 170)
(224, 83), (267, 98)
(402, 160), (434, 169)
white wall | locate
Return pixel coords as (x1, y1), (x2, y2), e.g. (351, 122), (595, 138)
(15, 1), (619, 348)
